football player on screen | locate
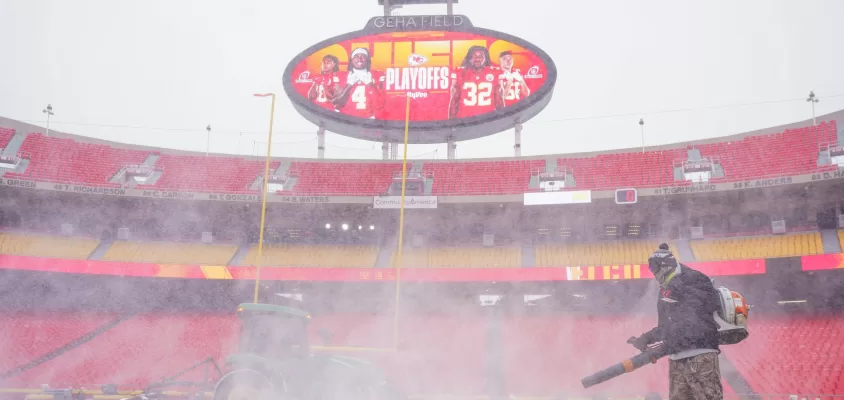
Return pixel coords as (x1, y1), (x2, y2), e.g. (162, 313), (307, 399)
(448, 45), (504, 119)
(308, 54), (342, 110)
(332, 47), (385, 119)
(497, 50), (530, 105)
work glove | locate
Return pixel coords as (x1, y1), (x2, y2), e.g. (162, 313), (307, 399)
(626, 335), (649, 353)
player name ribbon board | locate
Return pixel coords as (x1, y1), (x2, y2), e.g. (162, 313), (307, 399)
(283, 15), (557, 144)
(0, 178), (363, 204)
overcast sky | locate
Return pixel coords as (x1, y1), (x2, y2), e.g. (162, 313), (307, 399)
(1, 0), (843, 160)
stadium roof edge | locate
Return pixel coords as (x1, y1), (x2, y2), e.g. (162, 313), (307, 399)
(1, 109), (841, 163)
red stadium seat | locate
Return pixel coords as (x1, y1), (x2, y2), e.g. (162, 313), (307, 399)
(4, 133), (148, 186)
(0, 313), (486, 396)
(559, 149), (687, 190)
(0, 120), (838, 195)
(137, 154), (279, 193)
(0, 127), (15, 148)
(423, 159), (545, 195)
(697, 122), (838, 180)
(287, 161), (403, 196)
(722, 315), (844, 395)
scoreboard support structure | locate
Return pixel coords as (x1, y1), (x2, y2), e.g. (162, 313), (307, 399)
(381, 0), (456, 15)
(317, 127), (325, 159)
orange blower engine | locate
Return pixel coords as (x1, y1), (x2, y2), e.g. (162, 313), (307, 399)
(581, 286), (750, 388)
(715, 286), (750, 345)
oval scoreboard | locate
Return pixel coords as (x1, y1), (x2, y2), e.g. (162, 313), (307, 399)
(283, 15), (557, 144)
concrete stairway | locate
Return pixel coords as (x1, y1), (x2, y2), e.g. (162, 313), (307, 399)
(521, 245), (536, 267)
(686, 147), (702, 161)
(375, 235), (397, 268)
(1, 132), (26, 156)
(820, 229), (842, 254)
(88, 241), (113, 261)
(674, 238), (697, 262)
(228, 244), (252, 266)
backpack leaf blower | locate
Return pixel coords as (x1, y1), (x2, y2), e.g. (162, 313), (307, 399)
(581, 286), (749, 389)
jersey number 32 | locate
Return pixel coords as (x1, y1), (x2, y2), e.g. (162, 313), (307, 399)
(462, 82), (493, 107)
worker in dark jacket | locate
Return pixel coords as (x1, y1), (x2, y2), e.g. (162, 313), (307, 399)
(627, 243), (723, 400)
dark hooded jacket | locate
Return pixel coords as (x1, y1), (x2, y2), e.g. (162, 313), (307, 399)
(640, 263), (721, 355)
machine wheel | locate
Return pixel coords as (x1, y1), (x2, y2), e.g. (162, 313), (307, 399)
(213, 369), (277, 400)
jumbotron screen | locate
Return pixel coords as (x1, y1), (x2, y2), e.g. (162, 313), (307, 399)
(283, 16), (557, 143)
(288, 31), (548, 121)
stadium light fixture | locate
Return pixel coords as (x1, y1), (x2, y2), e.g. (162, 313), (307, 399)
(206, 125), (212, 156)
(342, 223), (349, 231)
(42, 104), (54, 137)
(806, 91), (819, 126)
(358, 225), (363, 230)
(325, 223), (331, 229)
(370, 225), (375, 230)
(638, 118), (645, 154)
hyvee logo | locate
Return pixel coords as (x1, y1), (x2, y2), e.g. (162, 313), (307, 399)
(408, 54), (428, 66)
(525, 66), (543, 79)
(296, 71), (313, 83)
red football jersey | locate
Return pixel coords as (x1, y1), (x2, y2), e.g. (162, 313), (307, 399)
(452, 65), (501, 118)
(311, 73), (341, 111)
(337, 70), (385, 118)
(498, 69), (527, 105)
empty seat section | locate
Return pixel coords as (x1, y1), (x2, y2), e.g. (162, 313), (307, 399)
(0, 127), (14, 148)
(5, 133), (149, 185)
(140, 155), (279, 192)
(0, 232), (99, 259)
(0, 313), (239, 388)
(287, 162), (403, 195)
(559, 150), (685, 190)
(101, 241), (238, 264)
(0, 313), (486, 395)
(698, 121), (837, 180)
(690, 232), (822, 261)
(423, 160), (545, 195)
(393, 247), (521, 268)
(242, 244), (378, 267)
(721, 316), (844, 394)
(536, 240), (666, 266)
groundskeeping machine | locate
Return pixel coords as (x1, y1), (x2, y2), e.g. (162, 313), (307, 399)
(581, 286), (750, 388)
(212, 303), (403, 400)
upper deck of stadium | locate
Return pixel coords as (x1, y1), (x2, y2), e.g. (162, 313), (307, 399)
(1, 109), (842, 197)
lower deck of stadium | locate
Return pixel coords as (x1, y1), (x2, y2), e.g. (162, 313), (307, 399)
(0, 312), (841, 397)
(0, 230), (834, 267)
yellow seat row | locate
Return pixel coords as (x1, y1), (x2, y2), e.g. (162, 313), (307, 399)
(690, 232), (822, 261)
(536, 240), (667, 266)
(242, 244), (378, 268)
(102, 241), (238, 265)
(392, 247), (521, 268)
(0, 232), (99, 259)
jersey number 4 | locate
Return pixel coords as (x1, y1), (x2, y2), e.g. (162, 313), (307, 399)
(316, 85), (328, 103)
(462, 82), (493, 107)
(351, 85), (367, 110)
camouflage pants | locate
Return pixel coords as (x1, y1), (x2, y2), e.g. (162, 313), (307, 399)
(669, 352), (723, 400)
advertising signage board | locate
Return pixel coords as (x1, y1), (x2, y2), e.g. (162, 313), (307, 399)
(283, 15), (557, 144)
